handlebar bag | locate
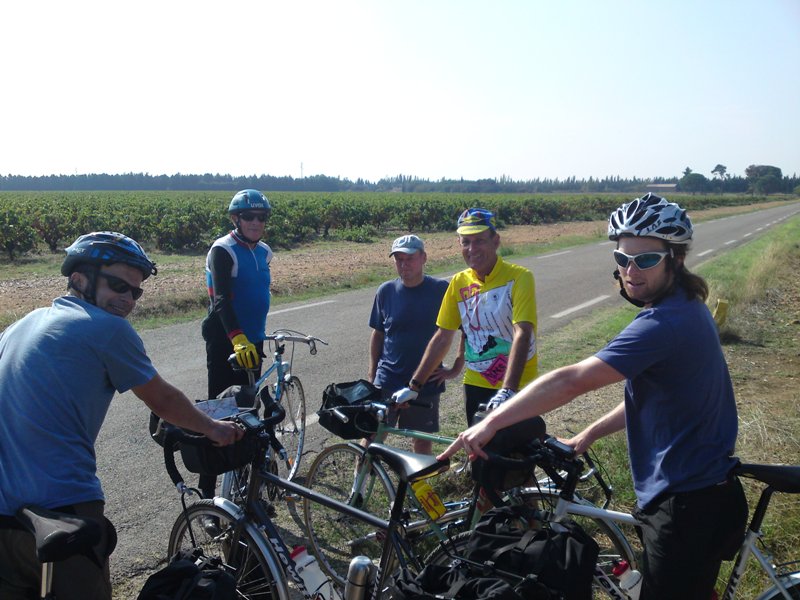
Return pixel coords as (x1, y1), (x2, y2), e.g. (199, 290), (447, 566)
(179, 432), (259, 476)
(464, 505), (599, 600)
(317, 379), (382, 440)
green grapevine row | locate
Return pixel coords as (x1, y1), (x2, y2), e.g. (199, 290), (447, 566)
(0, 190), (771, 260)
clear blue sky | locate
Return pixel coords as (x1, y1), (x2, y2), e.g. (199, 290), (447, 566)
(2, 0), (798, 182)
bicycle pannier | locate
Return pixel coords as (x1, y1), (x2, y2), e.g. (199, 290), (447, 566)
(464, 505), (599, 600)
(317, 379), (382, 439)
(137, 547), (235, 600)
(390, 563), (552, 600)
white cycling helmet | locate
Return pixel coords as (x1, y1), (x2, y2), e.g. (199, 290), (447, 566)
(608, 193), (693, 243)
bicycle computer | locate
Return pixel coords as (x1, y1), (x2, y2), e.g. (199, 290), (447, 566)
(237, 411), (262, 430)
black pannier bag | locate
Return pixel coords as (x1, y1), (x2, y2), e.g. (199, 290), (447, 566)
(317, 379), (382, 440)
(137, 548), (236, 600)
(463, 505), (599, 600)
(390, 562), (553, 600)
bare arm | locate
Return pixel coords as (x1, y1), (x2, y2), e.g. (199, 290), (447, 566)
(133, 374), (242, 446)
(438, 356), (625, 460)
(502, 321), (533, 391)
(429, 330), (465, 383)
(409, 327), (457, 388)
(562, 401), (626, 454)
(368, 329), (385, 383)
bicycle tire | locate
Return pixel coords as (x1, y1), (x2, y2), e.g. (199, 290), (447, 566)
(168, 500), (287, 600)
(303, 442), (395, 588)
(274, 375), (305, 481)
(425, 489), (638, 599)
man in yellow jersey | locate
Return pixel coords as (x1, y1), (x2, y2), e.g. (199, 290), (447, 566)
(393, 208), (537, 425)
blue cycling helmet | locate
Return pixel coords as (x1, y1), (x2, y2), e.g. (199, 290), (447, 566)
(228, 189), (272, 216)
(61, 232), (158, 280)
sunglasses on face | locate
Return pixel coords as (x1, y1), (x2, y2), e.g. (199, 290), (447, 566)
(239, 212), (268, 222)
(613, 249), (671, 271)
(97, 272), (144, 300)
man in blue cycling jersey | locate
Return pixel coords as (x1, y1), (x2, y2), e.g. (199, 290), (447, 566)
(200, 189), (272, 497)
(439, 195), (748, 600)
(0, 232), (242, 600)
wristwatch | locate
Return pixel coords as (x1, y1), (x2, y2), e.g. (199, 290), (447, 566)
(409, 378), (423, 392)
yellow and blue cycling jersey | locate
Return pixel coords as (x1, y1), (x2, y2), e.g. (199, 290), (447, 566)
(436, 256), (537, 389)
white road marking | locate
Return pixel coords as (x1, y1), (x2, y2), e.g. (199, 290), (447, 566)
(724, 240), (737, 245)
(271, 300), (336, 316)
(551, 295), (610, 319)
(538, 250), (572, 259)
(697, 249), (714, 257)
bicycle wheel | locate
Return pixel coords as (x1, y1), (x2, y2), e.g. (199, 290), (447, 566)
(425, 490), (638, 599)
(303, 442), (395, 588)
(275, 375), (305, 481)
(220, 463), (252, 505)
(168, 500), (285, 600)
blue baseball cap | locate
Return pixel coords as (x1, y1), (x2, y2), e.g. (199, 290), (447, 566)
(390, 235), (425, 256)
(457, 208), (497, 235)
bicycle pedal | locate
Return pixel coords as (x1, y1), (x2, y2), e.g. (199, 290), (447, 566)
(282, 492), (300, 503)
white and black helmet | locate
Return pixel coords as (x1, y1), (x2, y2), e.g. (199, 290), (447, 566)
(608, 193), (693, 243)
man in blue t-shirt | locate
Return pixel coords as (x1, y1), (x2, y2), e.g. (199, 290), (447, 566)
(439, 195), (748, 600)
(368, 235), (463, 454)
(0, 232), (242, 600)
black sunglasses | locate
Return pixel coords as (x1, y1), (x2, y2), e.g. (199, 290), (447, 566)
(239, 212), (268, 222)
(613, 250), (671, 271)
(97, 272), (144, 300)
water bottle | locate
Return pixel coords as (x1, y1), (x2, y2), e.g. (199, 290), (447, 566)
(612, 560), (642, 600)
(291, 546), (336, 600)
(411, 479), (446, 520)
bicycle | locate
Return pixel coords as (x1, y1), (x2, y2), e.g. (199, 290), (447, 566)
(160, 398), (452, 600)
(219, 329), (327, 504)
(304, 397), (635, 590)
(427, 440), (800, 599)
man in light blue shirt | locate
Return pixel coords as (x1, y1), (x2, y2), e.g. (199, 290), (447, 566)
(0, 232), (242, 600)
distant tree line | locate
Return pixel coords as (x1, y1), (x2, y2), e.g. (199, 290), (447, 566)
(1, 164), (797, 194)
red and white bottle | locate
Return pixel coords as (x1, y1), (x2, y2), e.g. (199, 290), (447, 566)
(612, 560), (642, 600)
(291, 546), (336, 600)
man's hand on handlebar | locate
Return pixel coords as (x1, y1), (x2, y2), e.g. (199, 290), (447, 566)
(205, 420), (244, 446)
(231, 333), (259, 369)
(391, 386), (418, 405)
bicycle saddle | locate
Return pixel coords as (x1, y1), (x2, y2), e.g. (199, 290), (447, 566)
(735, 463), (800, 494)
(15, 505), (103, 563)
(366, 443), (449, 483)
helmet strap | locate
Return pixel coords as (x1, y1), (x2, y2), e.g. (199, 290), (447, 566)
(232, 218), (259, 245)
(69, 267), (99, 305)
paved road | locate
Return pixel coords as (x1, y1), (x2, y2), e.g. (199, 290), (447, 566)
(96, 202), (799, 585)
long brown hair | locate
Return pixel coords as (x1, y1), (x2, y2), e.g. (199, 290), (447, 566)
(669, 243), (708, 302)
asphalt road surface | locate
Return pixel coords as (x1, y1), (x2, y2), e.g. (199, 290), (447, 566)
(96, 201), (799, 586)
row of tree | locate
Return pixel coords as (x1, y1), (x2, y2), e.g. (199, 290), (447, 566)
(1, 165), (796, 194)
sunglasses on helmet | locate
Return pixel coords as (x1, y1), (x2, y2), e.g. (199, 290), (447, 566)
(239, 212), (268, 222)
(97, 272), (144, 300)
(613, 249), (671, 271)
